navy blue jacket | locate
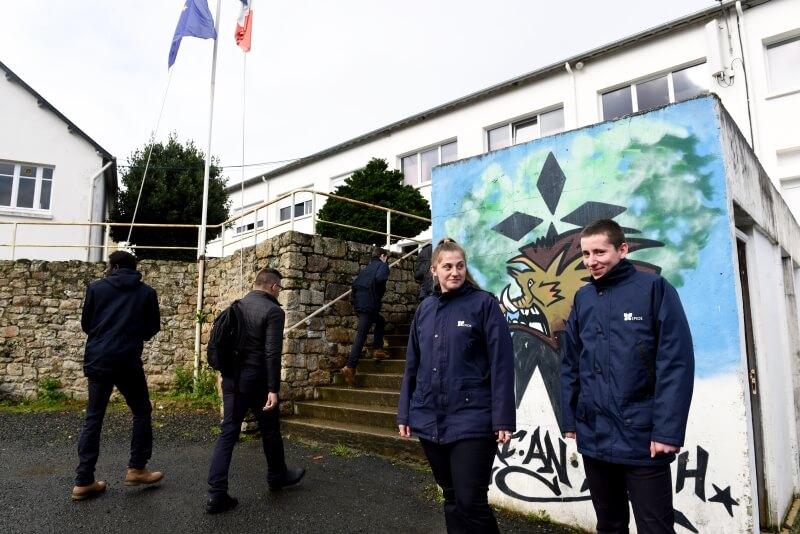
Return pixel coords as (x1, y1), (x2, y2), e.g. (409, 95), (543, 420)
(561, 259), (694, 466)
(397, 282), (516, 444)
(351, 258), (389, 314)
(81, 268), (161, 378)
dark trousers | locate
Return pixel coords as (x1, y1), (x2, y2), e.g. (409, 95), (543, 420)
(583, 455), (675, 534)
(420, 437), (499, 534)
(346, 311), (385, 368)
(75, 366), (153, 486)
(207, 367), (288, 499)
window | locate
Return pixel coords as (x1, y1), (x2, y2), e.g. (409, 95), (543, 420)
(234, 220), (264, 234)
(279, 200), (312, 221)
(401, 140), (457, 185)
(601, 63), (708, 120)
(487, 107), (565, 152)
(0, 161), (54, 211)
(766, 36), (800, 93)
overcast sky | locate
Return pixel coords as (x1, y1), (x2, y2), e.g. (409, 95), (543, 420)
(1, 0), (718, 184)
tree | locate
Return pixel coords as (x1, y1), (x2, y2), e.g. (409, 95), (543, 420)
(110, 135), (230, 260)
(317, 158), (430, 245)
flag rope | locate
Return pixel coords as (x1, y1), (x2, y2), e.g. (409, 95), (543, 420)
(239, 52), (248, 296)
(126, 68), (174, 244)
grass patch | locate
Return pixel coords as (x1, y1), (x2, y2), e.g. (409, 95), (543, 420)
(423, 483), (445, 505)
(330, 442), (360, 458)
(0, 398), (84, 414)
(166, 365), (220, 410)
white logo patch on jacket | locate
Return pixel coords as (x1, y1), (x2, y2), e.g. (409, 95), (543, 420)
(623, 312), (643, 321)
(457, 320), (472, 328)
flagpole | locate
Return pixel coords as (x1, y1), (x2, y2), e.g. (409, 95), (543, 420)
(195, 0), (223, 382)
(198, 0), (222, 260)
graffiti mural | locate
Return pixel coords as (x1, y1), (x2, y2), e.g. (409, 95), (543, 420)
(431, 97), (752, 532)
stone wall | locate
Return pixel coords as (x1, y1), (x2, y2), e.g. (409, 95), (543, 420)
(0, 232), (419, 401)
(0, 259), (198, 399)
(204, 232), (419, 408)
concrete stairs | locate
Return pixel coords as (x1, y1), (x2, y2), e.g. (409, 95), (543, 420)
(283, 327), (424, 461)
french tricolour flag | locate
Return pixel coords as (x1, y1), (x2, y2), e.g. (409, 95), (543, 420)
(235, 0), (253, 52)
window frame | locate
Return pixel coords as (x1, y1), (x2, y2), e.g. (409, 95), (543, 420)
(764, 32), (800, 97)
(278, 199), (312, 222)
(599, 61), (708, 121)
(399, 139), (458, 187)
(0, 160), (55, 214)
(484, 105), (565, 153)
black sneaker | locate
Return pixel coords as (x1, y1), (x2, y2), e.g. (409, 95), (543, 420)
(206, 494), (238, 514)
(268, 467), (306, 491)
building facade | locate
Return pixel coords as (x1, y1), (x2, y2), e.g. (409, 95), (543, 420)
(0, 60), (116, 262)
(211, 0), (799, 256)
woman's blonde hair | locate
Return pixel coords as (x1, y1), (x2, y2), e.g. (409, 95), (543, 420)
(431, 237), (481, 289)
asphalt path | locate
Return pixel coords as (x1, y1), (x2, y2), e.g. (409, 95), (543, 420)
(0, 409), (576, 534)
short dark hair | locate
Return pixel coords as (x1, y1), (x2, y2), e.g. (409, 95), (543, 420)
(581, 219), (626, 248)
(108, 250), (137, 270)
(254, 267), (282, 289)
(372, 246), (388, 259)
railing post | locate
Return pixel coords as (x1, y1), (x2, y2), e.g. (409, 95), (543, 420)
(311, 192), (316, 235)
(385, 211), (391, 249)
(103, 223), (110, 259)
(220, 222), (226, 257)
(11, 222), (17, 261)
(254, 207), (258, 250)
(290, 191), (296, 232)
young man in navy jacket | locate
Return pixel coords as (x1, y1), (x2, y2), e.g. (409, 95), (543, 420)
(561, 219), (694, 533)
(72, 251), (163, 501)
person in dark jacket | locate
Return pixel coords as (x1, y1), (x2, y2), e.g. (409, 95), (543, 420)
(341, 246), (390, 386)
(560, 219), (694, 534)
(397, 238), (515, 534)
(414, 242), (433, 301)
(206, 268), (305, 514)
(72, 251), (163, 501)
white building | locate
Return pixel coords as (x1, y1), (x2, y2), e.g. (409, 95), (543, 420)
(211, 0), (800, 256)
(0, 60), (117, 262)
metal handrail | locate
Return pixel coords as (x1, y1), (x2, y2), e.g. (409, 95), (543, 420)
(284, 241), (430, 334)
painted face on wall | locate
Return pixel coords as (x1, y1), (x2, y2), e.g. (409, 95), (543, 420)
(432, 250), (466, 293)
(580, 233), (628, 279)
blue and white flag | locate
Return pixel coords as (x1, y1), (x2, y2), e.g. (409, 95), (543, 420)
(168, 0), (217, 68)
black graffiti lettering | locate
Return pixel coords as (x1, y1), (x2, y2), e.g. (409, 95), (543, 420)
(520, 427), (572, 488)
(674, 509), (699, 533)
(496, 430), (527, 467)
(496, 465), (562, 497)
(676, 446), (709, 501)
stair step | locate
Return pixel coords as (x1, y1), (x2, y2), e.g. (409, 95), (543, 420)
(384, 333), (410, 346)
(332, 372), (403, 389)
(293, 401), (397, 430)
(356, 359), (406, 374)
(317, 386), (399, 407)
(386, 346), (407, 358)
(282, 417), (424, 461)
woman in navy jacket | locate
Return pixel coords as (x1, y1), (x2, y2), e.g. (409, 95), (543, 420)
(397, 238), (515, 534)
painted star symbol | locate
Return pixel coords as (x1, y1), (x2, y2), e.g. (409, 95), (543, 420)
(709, 483), (739, 517)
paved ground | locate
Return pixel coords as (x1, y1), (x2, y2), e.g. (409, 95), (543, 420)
(0, 408), (576, 534)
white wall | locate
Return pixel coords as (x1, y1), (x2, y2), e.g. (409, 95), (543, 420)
(0, 72), (110, 261)
(217, 0), (800, 255)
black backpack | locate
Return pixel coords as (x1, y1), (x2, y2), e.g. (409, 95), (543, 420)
(207, 300), (243, 372)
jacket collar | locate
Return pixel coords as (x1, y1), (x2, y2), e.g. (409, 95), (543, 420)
(248, 289), (281, 306)
(588, 259), (636, 289)
(435, 280), (478, 301)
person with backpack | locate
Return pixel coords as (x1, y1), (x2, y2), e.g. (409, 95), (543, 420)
(206, 268), (305, 514)
(341, 246), (390, 386)
(561, 219), (695, 533)
(72, 251), (163, 501)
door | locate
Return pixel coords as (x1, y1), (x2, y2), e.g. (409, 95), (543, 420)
(736, 237), (768, 527)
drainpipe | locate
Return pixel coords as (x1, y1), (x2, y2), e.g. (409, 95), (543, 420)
(735, 1), (758, 153)
(565, 62), (579, 128)
(85, 161), (114, 261)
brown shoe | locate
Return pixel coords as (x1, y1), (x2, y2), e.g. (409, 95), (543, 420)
(71, 480), (107, 501)
(124, 467), (164, 486)
(340, 366), (356, 387)
(371, 348), (389, 362)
